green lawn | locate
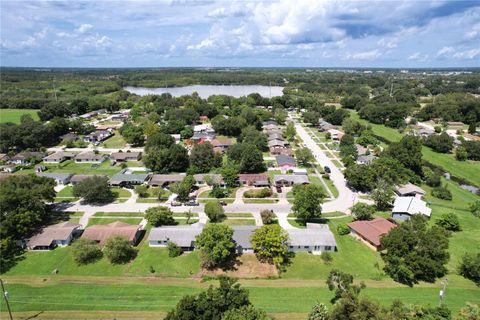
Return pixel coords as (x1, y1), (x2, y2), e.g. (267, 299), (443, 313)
(56, 186), (74, 197)
(87, 217), (143, 227)
(23, 160), (123, 177)
(94, 212), (143, 217)
(0, 109), (39, 123)
(244, 199), (278, 204)
(225, 212), (253, 217)
(112, 188), (131, 198)
(99, 131), (127, 148)
(221, 219), (256, 226)
(323, 177), (339, 198)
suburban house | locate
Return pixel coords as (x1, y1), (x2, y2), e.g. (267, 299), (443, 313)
(95, 124), (117, 131)
(74, 152), (107, 163)
(270, 146), (293, 156)
(191, 131), (216, 141)
(268, 133), (284, 141)
(210, 138), (233, 153)
(287, 223), (337, 254)
(83, 130), (113, 143)
(110, 151), (142, 162)
(355, 144), (368, 156)
(232, 226), (258, 254)
(1, 164), (17, 173)
(60, 133), (79, 142)
(26, 221), (82, 250)
(263, 120), (278, 127)
(268, 139), (286, 148)
(149, 174), (185, 187)
(193, 174), (224, 186)
(148, 224), (204, 250)
(318, 119), (336, 132)
(70, 174), (108, 184)
(9, 151), (45, 165)
(0, 153), (8, 162)
(170, 134), (181, 144)
(276, 155), (296, 170)
(348, 217), (397, 250)
(43, 151), (77, 163)
(327, 128), (345, 141)
(356, 154), (376, 165)
(82, 221), (141, 245)
(274, 174), (309, 187)
(111, 114), (129, 122)
(394, 183), (426, 198)
(37, 172), (72, 185)
(238, 173), (270, 187)
(293, 168), (308, 175)
(109, 169), (150, 188)
(392, 196), (432, 221)
(78, 109), (106, 120)
(416, 128), (435, 137)
(265, 128), (283, 136)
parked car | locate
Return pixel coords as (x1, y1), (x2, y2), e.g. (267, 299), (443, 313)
(324, 166), (331, 173)
(219, 200), (227, 206)
(171, 201), (182, 206)
(185, 200), (199, 206)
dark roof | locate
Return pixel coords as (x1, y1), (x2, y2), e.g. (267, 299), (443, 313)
(82, 221), (140, 245)
(276, 155), (295, 166)
(149, 174), (184, 185)
(110, 152), (141, 161)
(238, 173), (269, 184)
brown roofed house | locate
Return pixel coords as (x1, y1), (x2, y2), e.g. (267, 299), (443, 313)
(81, 221), (141, 245)
(27, 221), (82, 250)
(270, 147), (293, 156)
(394, 183), (426, 198)
(74, 152), (107, 163)
(110, 152), (142, 162)
(238, 173), (269, 187)
(70, 174), (108, 184)
(347, 217), (397, 250)
(149, 174), (185, 187)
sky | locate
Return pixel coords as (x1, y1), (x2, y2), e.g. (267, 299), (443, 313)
(1, 0), (480, 68)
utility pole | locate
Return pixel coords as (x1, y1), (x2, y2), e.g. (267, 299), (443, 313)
(0, 279), (13, 320)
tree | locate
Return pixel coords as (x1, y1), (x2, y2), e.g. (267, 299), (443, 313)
(165, 277), (253, 320)
(239, 144), (265, 173)
(371, 180), (395, 211)
(144, 144), (189, 173)
(303, 111), (320, 125)
(103, 236), (137, 264)
(292, 184), (325, 222)
(470, 201), (480, 218)
(307, 302), (329, 320)
(221, 305), (272, 320)
(295, 147), (314, 167)
(351, 203), (375, 221)
(260, 210), (276, 225)
(385, 136), (423, 175)
(168, 241), (183, 257)
(190, 142), (217, 173)
(134, 185), (149, 198)
(326, 269), (365, 303)
(221, 165), (239, 188)
(205, 201), (226, 222)
(145, 132), (174, 152)
(432, 185), (453, 200)
(73, 176), (115, 204)
(251, 224), (289, 268)
(239, 126), (268, 151)
(380, 215), (450, 286)
(456, 146), (468, 161)
(283, 122), (296, 141)
(171, 175), (195, 202)
(457, 303), (480, 320)
(435, 212), (461, 232)
(71, 238), (103, 265)
(424, 132), (454, 153)
(458, 253), (480, 285)
(120, 122), (145, 146)
(195, 224), (236, 269)
(145, 206), (177, 227)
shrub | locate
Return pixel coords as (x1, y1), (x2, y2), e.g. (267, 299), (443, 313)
(337, 224), (350, 235)
(103, 236), (137, 264)
(434, 126), (442, 133)
(351, 203), (375, 221)
(167, 241), (183, 257)
(432, 185), (452, 200)
(134, 185), (149, 198)
(260, 210), (276, 225)
(205, 201), (226, 222)
(435, 213), (461, 232)
(244, 188), (272, 198)
(71, 238), (103, 265)
(458, 253), (480, 285)
(456, 146), (468, 161)
(210, 185), (227, 198)
(320, 251), (333, 264)
(145, 206), (177, 227)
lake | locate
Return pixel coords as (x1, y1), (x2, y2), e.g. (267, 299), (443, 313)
(124, 85), (284, 98)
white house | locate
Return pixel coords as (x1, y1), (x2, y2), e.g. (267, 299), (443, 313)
(392, 196), (432, 221)
(287, 223), (337, 254)
(26, 222), (81, 250)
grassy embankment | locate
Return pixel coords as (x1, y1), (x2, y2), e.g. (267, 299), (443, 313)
(0, 109), (39, 123)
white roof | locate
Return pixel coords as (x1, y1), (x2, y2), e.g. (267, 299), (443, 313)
(148, 224), (204, 247)
(392, 196), (431, 217)
(287, 223), (337, 247)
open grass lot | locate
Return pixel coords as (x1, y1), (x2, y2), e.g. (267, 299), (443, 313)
(99, 131), (128, 148)
(22, 160), (123, 177)
(0, 108), (39, 123)
(87, 217), (143, 227)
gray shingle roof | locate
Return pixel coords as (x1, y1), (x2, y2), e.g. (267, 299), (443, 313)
(273, 174), (309, 184)
(287, 223), (337, 247)
(148, 224), (205, 247)
(232, 226), (258, 248)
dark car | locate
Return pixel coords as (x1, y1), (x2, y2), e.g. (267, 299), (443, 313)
(185, 200), (199, 206)
(324, 166), (331, 174)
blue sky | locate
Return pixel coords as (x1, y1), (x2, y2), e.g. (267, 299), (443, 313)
(1, 0), (479, 68)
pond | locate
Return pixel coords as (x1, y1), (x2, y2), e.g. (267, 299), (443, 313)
(124, 85), (284, 98)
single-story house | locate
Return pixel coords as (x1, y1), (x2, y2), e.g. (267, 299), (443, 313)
(392, 196), (432, 221)
(274, 174), (309, 187)
(263, 120), (278, 127)
(37, 173), (72, 185)
(78, 109), (105, 120)
(193, 124), (215, 133)
(318, 120), (336, 132)
(232, 226), (258, 254)
(356, 154), (376, 165)
(60, 133), (79, 142)
(293, 168), (308, 175)
(192, 132), (216, 141)
(347, 217), (397, 250)
(447, 121), (464, 128)
(170, 134), (181, 144)
(355, 144), (368, 156)
(95, 124), (117, 131)
(327, 129), (345, 141)
(26, 222), (82, 250)
(417, 129), (435, 137)
(268, 133), (284, 141)
(82, 221), (141, 245)
(149, 174), (185, 187)
(111, 114), (128, 122)
(109, 169), (150, 188)
(193, 174), (224, 186)
(83, 130), (113, 143)
(276, 155), (296, 170)
(270, 147), (293, 156)
(9, 151), (45, 165)
(43, 151), (77, 163)
(110, 152), (142, 162)
(70, 174), (108, 184)
(394, 183), (426, 198)
(265, 128), (283, 136)
(1, 164), (17, 173)
(148, 224), (204, 250)
(287, 223), (337, 254)
(268, 139), (286, 148)
(74, 152), (107, 163)
(238, 173), (269, 187)
(211, 138), (233, 153)
(0, 153), (8, 162)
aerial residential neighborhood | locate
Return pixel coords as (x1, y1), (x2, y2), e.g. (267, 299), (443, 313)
(0, 1), (480, 319)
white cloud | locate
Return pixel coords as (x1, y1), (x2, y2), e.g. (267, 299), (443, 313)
(344, 49), (382, 60)
(75, 24), (93, 34)
(437, 46), (479, 59)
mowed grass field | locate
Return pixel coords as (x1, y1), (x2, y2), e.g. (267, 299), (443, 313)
(0, 108), (39, 123)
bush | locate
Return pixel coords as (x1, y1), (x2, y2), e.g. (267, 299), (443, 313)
(134, 185), (149, 198)
(103, 236), (137, 264)
(244, 188), (272, 198)
(320, 251), (333, 264)
(260, 210), (276, 225)
(434, 126), (442, 133)
(432, 185), (452, 200)
(167, 241), (183, 257)
(205, 201), (226, 222)
(145, 206), (177, 227)
(71, 238), (103, 265)
(210, 185), (227, 198)
(456, 146), (468, 161)
(337, 224), (350, 235)
(458, 253), (480, 285)
(435, 213), (461, 232)
(351, 203), (375, 221)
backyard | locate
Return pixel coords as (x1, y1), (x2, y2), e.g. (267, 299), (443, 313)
(0, 108), (39, 123)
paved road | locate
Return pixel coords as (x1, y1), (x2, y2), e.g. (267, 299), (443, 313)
(295, 122), (355, 214)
